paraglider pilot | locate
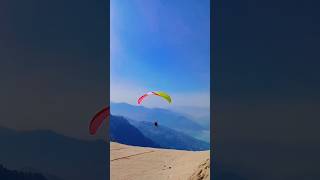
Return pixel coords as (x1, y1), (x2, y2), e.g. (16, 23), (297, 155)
(137, 91), (171, 129)
(154, 121), (158, 127)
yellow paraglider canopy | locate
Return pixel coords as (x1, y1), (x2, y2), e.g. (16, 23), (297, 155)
(138, 91), (172, 104)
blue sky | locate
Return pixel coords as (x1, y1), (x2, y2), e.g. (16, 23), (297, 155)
(111, 0), (210, 109)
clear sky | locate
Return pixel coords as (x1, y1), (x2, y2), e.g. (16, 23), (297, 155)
(111, 0), (210, 109)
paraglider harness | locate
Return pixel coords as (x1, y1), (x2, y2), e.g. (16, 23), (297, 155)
(154, 121), (158, 127)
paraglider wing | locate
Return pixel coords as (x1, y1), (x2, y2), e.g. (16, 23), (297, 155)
(137, 91), (171, 104)
(137, 92), (151, 104)
(155, 91), (172, 103)
(89, 106), (110, 135)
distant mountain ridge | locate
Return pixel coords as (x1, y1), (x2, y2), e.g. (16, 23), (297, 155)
(129, 120), (210, 151)
(110, 102), (209, 142)
(0, 164), (47, 180)
(110, 115), (209, 151)
(110, 115), (160, 148)
(0, 126), (107, 180)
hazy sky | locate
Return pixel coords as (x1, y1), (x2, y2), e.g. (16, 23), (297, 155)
(110, 0), (210, 109)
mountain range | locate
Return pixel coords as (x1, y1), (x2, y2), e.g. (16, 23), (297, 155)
(0, 127), (107, 180)
(110, 102), (210, 142)
(0, 164), (47, 180)
(110, 115), (209, 151)
(110, 115), (159, 148)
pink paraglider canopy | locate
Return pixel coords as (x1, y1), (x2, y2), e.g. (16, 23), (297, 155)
(89, 106), (110, 135)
